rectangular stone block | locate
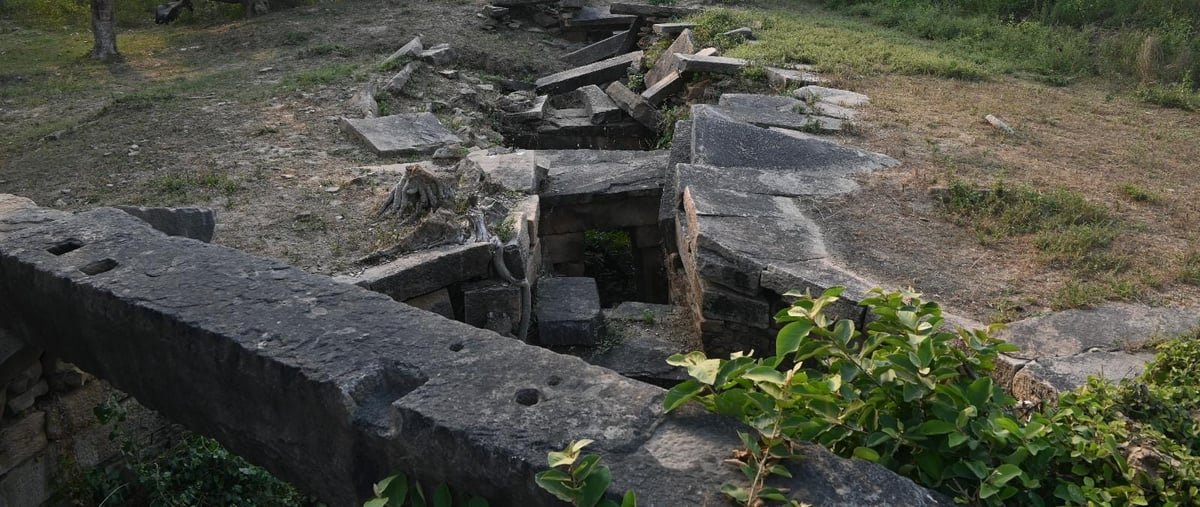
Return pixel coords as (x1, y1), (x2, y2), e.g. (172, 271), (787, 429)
(535, 51), (644, 95)
(462, 280), (522, 336)
(610, 3), (700, 18)
(338, 242), (493, 302)
(404, 289), (454, 320)
(340, 113), (461, 156)
(563, 30), (634, 67)
(676, 53), (748, 74)
(645, 29), (695, 89)
(536, 277), (602, 346)
(604, 81), (661, 130)
(563, 6), (637, 30)
(573, 85), (623, 124)
(652, 23), (695, 35)
(116, 206), (216, 243)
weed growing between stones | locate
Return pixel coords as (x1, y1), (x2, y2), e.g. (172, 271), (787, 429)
(662, 287), (1200, 505)
(535, 440), (638, 507)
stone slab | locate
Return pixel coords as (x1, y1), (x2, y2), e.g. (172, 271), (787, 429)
(381, 37), (422, 68)
(792, 85), (870, 107)
(338, 242), (493, 302)
(465, 150), (547, 194)
(676, 163), (859, 199)
(403, 289), (454, 320)
(462, 280), (522, 336)
(676, 53), (747, 74)
(341, 113), (461, 156)
(563, 30), (635, 67)
(646, 29), (696, 91)
(997, 303), (1200, 360)
(609, 3), (701, 18)
(652, 23), (695, 35)
(536, 277), (602, 346)
(587, 303), (696, 386)
(116, 206), (215, 243)
(535, 51), (644, 96)
(766, 66), (826, 88)
(1012, 351), (1155, 404)
(604, 81), (662, 130)
(573, 85), (623, 124)
(385, 62), (420, 95)
(641, 70), (684, 105)
(563, 6), (637, 30)
(538, 150), (669, 206)
(504, 95), (549, 122)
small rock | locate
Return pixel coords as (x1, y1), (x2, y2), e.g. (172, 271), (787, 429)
(419, 45), (456, 66)
(438, 69), (459, 79)
(507, 21), (521, 29)
(483, 5), (509, 18)
(719, 27), (754, 40)
(323, 186), (341, 193)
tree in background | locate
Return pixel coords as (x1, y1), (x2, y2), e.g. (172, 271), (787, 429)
(90, 0), (118, 60)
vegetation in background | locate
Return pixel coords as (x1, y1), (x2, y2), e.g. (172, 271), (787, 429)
(583, 230), (637, 308)
(665, 287), (1200, 505)
(364, 473), (491, 507)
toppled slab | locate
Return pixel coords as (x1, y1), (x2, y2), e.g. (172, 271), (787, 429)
(116, 206), (215, 243)
(563, 6), (637, 30)
(337, 242), (493, 301)
(537, 277), (602, 346)
(464, 150), (547, 194)
(793, 85), (870, 107)
(341, 113), (461, 156)
(503, 95), (549, 122)
(645, 29), (696, 90)
(676, 53), (747, 74)
(535, 51), (644, 95)
(716, 93), (845, 133)
(652, 22), (695, 35)
(385, 62), (421, 95)
(563, 29), (637, 66)
(381, 36), (422, 68)
(766, 66), (826, 88)
(573, 85), (622, 124)
(538, 149), (669, 205)
(605, 81), (662, 130)
(1012, 351), (1156, 404)
(997, 303), (1200, 360)
(609, 3), (701, 18)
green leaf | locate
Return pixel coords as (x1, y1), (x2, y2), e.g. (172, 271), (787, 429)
(411, 483), (427, 507)
(743, 366), (787, 385)
(621, 490), (637, 507)
(364, 499), (388, 507)
(380, 473), (409, 506)
(372, 475), (396, 498)
(832, 319), (855, 346)
(720, 483), (750, 504)
(663, 379), (705, 412)
(947, 432), (968, 448)
(534, 469), (576, 503)
(989, 464), (1023, 486)
(432, 484), (451, 507)
(776, 321), (815, 357)
(914, 420), (957, 436)
(572, 454), (602, 482)
(466, 497), (489, 507)
(853, 447), (881, 462)
(578, 465), (611, 507)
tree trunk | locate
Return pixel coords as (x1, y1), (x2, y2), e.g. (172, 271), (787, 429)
(90, 0), (119, 61)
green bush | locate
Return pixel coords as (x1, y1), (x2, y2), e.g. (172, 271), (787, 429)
(665, 287), (1200, 505)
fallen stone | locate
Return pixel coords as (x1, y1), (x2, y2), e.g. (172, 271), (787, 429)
(539, 150), (669, 206)
(536, 277), (602, 346)
(483, 5), (508, 18)
(340, 113), (461, 156)
(676, 53), (747, 74)
(381, 36), (422, 68)
(116, 206), (216, 243)
(563, 6), (637, 30)
(1012, 351), (1155, 404)
(585, 303), (696, 386)
(609, 3), (701, 18)
(715, 93), (845, 133)
(7, 379), (48, 415)
(403, 289), (455, 320)
(652, 23), (695, 36)
(766, 66), (826, 89)
(419, 44), (456, 66)
(353, 81), (379, 118)
(535, 51), (644, 95)
(338, 242), (493, 301)
(46, 359), (88, 391)
(641, 70), (684, 105)
(796, 99), (859, 121)
(997, 303), (1200, 361)
(464, 150), (547, 194)
(604, 81), (662, 130)
(645, 29), (696, 91)
(719, 27), (754, 40)
(491, 0), (553, 5)
(503, 94), (548, 122)
(563, 29), (636, 67)
(793, 85), (870, 107)
(0, 411), (46, 476)
(573, 85), (622, 124)
(463, 280), (522, 336)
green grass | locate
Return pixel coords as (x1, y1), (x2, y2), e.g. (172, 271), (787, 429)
(1118, 183), (1163, 203)
(940, 180), (1112, 243)
(1183, 252), (1200, 286)
(147, 171), (241, 200)
(281, 62), (359, 89)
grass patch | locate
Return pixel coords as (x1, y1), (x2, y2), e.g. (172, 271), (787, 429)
(298, 42), (352, 59)
(282, 62), (359, 89)
(148, 171), (241, 199)
(940, 180), (1112, 243)
(1183, 252), (1200, 286)
(1118, 183), (1163, 203)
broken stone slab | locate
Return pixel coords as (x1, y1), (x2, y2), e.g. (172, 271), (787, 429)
(996, 303), (1200, 361)
(573, 85), (622, 124)
(641, 70), (684, 106)
(652, 22), (695, 35)
(419, 44), (456, 66)
(767, 128), (900, 168)
(538, 149), (670, 206)
(683, 195), (829, 277)
(381, 36), (423, 68)
(562, 29), (637, 67)
(766, 66), (827, 89)
(463, 280), (522, 336)
(385, 62), (421, 95)
(793, 85), (870, 107)
(353, 81), (379, 118)
(464, 150), (547, 194)
(503, 94), (548, 122)
(563, 6), (637, 30)
(645, 29), (696, 91)
(340, 113), (461, 156)
(676, 53), (747, 74)
(491, 0), (554, 5)
(796, 99), (858, 121)
(337, 242), (493, 301)
(689, 105), (895, 174)
(115, 206), (215, 243)
(482, 5), (509, 18)
(759, 259), (876, 322)
(609, 3), (701, 18)
(536, 277), (602, 346)
(1012, 351), (1155, 404)
(714, 94), (846, 133)
(535, 51), (644, 95)
(6, 379), (47, 415)
(403, 288), (454, 319)
(604, 81), (662, 131)
(677, 163), (859, 200)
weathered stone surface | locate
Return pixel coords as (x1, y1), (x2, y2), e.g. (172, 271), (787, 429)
(797, 99), (858, 121)
(609, 3), (700, 18)
(584, 303), (696, 386)
(463, 280), (522, 336)
(998, 303), (1200, 360)
(7, 379), (48, 415)
(0, 453), (49, 507)
(541, 232), (585, 264)
(465, 150), (547, 194)
(341, 113), (461, 156)
(604, 81), (662, 130)
(381, 37), (422, 68)
(1012, 351), (1155, 404)
(689, 105), (896, 174)
(760, 260), (875, 322)
(641, 70), (684, 105)
(0, 411), (46, 476)
(573, 85), (622, 124)
(793, 85), (870, 107)
(338, 242), (493, 302)
(536, 277), (602, 346)
(385, 62), (420, 95)
(645, 29), (696, 90)
(504, 94), (548, 122)
(766, 66), (827, 88)
(563, 30), (635, 67)
(538, 150), (669, 206)
(491, 0), (553, 5)
(652, 22), (695, 35)
(482, 5), (508, 18)
(0, 331), (39, 386)
(676, 53), (747, 74)
(403, 289), (454, 320)
(714, 94), (845, 133)
(353, 81), (379, 118)
(116, 205), (215, 243)
(779, 443), (949, 505)
(419, 44), (456, 66)
(677, 163), (859, 199)
(563, 6), (637, 30)
(535, 51), (644, 96)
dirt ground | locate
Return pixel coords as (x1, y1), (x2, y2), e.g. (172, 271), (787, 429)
(3, 0), (1198, 323)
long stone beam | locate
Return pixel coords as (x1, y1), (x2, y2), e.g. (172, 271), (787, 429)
(0, 196), (943, 506)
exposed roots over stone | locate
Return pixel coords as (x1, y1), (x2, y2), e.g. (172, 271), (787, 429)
(376, 164), (456, 221)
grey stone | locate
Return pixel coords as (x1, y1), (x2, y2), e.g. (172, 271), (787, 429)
(760, 259), (875, 322)
(563, 6), (636, 30)
(676, 53), (747, 74)
(541, 232), (585, 264)
(797, 100), (859, 121)
(573, 85), (622, 124)
(341, 113), (461, 156)
(766, 66), (827, 88)
(779, 443), (950, 505)
(538, 149), (669, 206)
(0, 332), (39, 386)
(641, 70), (684, 105)
(116, 206), (216, 243)
(419, 44), (456, 66)
(997, 303), (1200, 360)
(491, 0), (553, 5)
(604, 81), (662, 130)
(463, 280), (522, 336)
(0, 411), (46, 476)
(403, 289), (454, 319)
(536, 277), (602, 346)
(534, 51), (644, 95)
(714, 94), (845, 133)
(385, 62), (421, 95)
(793, 85), (870, 107)
(652, 22), (695, 35)
(381, 37), (422, 68)
(47, 360), (88, 391)
(338, 242), (493, 301)
(464, 150), (547, 194)
(646, 29), (696, 91)
(7, 379), (48, 415)
(0, 453), (49, 507)
(719, 27), (754, 40)
(503, 94), (548, 122)
(353, 81), (379, 118)
(676, 163), (859, 199)
(1012, 351), (1155, 404)
(563, 30), (636, 67)
(483, 5), (508, 18)
(609, 3), (700, 18)
(587, 303), (696, 386)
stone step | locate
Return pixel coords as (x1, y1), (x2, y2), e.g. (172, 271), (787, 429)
(536, 277), (602, 346)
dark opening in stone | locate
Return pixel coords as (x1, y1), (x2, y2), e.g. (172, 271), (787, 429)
(514, 388), (540, 406)
(448, 342), (464, 352)
(47, 238), (84, 256)
(79, 258), (119, 276)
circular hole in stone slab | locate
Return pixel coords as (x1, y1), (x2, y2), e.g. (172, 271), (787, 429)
(515, 388), (540, 406)
(547, 375), (562, 386)
(449, 342), (464, 352)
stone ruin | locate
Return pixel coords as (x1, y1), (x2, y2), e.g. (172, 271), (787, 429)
(2, 1), (1197, 505)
